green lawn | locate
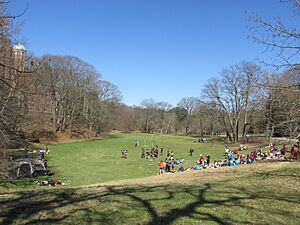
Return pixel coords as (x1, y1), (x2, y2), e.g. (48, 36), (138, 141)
(45, 132), (250, 187)
(0, 161), (299, 224)
(1, 132), (299, 224)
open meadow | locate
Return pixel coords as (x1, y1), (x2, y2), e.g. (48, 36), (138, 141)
(0, 133), (299, 225)
(45, 132), (251, 187)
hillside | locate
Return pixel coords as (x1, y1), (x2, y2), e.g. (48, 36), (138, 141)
(0, 161), (299, 225)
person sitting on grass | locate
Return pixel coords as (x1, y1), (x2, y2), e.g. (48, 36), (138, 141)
(193, 165), (201, 170)
(178, 165), (185, 172)
(198, 154), (205, 165)
(246, 154), (253, 164)
(229, 159), (234, 166)
(214, 160), (221, 168)
(234, 157), (241, 166)
(240, 155), (245, 164)
(222, 158), (228, 166)
(234, 148), (239, 155)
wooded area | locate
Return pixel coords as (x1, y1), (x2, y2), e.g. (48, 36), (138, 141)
(0, 0), (299, 154)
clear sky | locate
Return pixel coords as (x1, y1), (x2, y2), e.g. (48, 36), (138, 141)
(9, 0), (296, 106)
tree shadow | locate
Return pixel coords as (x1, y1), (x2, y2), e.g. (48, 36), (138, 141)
(0, 177), (299, 225)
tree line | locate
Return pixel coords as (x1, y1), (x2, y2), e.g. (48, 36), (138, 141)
(0, 0), (299, 154)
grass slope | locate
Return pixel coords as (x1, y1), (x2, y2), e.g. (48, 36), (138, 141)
(0, 161), (299, 225)
(42, 132), (253, 187)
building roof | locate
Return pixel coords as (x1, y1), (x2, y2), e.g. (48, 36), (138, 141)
(13, 43), (26, 51)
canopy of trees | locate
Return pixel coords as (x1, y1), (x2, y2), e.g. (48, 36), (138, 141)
(0, 0), (299, 158)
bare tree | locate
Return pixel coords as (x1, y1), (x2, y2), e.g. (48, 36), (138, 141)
(177, 97), (200, 134)
(140, 99), (157, 133)
(249, 0), (300, 68)
(202, 62), (262, 142)
(249, 0), (300, 139)
(0, 1), (30, 149)
(155, 101), (172, 133)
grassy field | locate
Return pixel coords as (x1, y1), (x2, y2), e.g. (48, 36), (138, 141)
(0, 161), (299, 224)
(1, 132), (299, 224)
(43, 132), (251, 187)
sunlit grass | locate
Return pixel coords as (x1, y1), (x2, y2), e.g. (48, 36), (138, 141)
(44, 132), (251, 187)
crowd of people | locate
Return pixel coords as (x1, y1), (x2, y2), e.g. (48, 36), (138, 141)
(119, 139), (299, 175)
(140, 145), (164, 159)
(158, 150), (186, 174)
(156, 141), (299, 175)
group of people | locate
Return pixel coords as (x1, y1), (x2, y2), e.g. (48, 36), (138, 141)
(196, 154), (211, 167)
(36, 179), (63, 186)
(141, 145), (163, 159)
(158, 141), (300, 175)
(120, 149), (128, 158)
(121, 139), (299, 175)
(213, 151), (254, 168)
(214, 142), (299, 168)
(158, 150), (186, 174)
(194, 138), (208, 143)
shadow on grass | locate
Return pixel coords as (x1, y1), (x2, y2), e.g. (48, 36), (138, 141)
(1, 175), (300, 225)
(0, 177), (37, 190)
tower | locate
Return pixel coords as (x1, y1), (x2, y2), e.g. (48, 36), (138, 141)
(12, 43), (26, 70)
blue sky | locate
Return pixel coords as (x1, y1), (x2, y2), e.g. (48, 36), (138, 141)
(10, 0), (296, 106)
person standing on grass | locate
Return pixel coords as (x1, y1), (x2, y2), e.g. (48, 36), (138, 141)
(206, 154), (211, 166)
(170, 151), (174, 158)
(295, 146), (299, 160)
(141, 148), (145, 158)
(290, 146), (295, 161)
(225, 146), (229, 155)
(134, 140), (139, 147)
(167, 150), (170, 158)
(291, 145), (299, 161)
(189, 148), (194, 156)
(160, 147), (163, 155)
(166, 158), (173, 172)
(159, 161), (166, 175)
